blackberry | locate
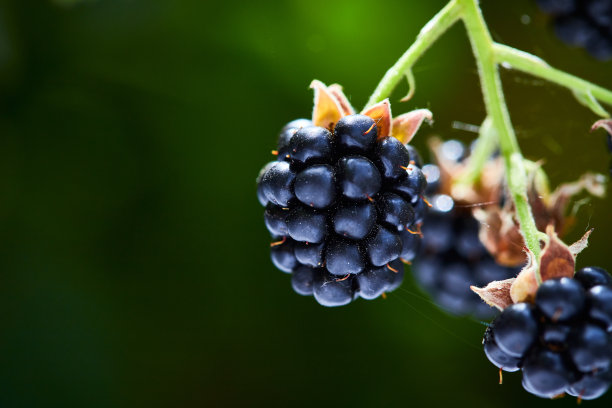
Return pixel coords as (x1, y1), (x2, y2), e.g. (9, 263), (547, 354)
(411, 141), (519, 318)
(482, 267), (612, 400)
(537, 0), (612, 61)
(257, 115), (427, 306)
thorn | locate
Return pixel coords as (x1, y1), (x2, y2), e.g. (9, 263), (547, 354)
(365, 194), (374, 202)
(421, 195), (433, 207)
(499, 368), (503, 385)
(363, 122), (377, 135)
(271, 150), (278, 156)
(400, 258), (412, 265)
(335, 274), (351, 282)
(381, 292), (387, 300)
(270, 236), (286, 247)
(386, 263), (399, 273)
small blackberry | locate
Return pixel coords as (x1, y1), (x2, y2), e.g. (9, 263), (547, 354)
(482, 267), (612, 400)
(257, 114), (427, 306)
(537, 0), (612, 61)
(411, 140), (519, 318)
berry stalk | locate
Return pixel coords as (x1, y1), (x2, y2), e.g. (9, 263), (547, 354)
(364, 0), (462, 110)
(458, 0), (542, 280)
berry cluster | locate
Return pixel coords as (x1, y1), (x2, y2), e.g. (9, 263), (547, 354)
(411, 140), (519, 318)
(413, 190), (519, 318)
(536, 0), (612, 60)
(257, 116), (427, 306)
(483, 267), (612, 400)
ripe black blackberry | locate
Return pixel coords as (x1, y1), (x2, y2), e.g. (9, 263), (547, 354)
(257, 114), (426, 306)
(411, 140), (519, 318)
(412, 191), (520, 318)
(483, 268), (612, 400)
(536, 0), (612, 60)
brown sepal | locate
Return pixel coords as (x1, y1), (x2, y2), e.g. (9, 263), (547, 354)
(471, 278), (515, 311)
(361, 99), (392, 139)
(473, 205), (526, 267)
(391, 109), (432, 145)
(310, 80), (344, 130)
(568, 228), (593, 258)
(510, 248), (539, 304)
(327, 84), (355, 117)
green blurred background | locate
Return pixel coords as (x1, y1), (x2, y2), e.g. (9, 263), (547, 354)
(0, 0), (610, 406)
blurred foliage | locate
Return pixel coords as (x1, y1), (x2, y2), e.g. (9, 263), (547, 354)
(0, 0), (610, 407)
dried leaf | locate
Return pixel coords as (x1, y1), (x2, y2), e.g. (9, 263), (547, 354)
(471, 278), (516, 311)
(310, 80), (344, 130)
(568, 228), (593, 258)
(391, 109), (432, 145)
(361, 99), (392, 139)
(510, 248), (538, 304)
(473, 205), (526, 267)
(328, 84), (355, 116)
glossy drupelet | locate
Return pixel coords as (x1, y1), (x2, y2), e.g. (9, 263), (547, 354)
(257, 115), (427, 306)
(536, 0), (612, 61)
(482, 267), (612, 400)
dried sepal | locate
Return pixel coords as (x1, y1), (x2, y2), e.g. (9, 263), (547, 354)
(361, 99), (392, 139)
(510, 248), (539, 304)
(568, 228), (593, 258)
(310, 80), (344, 130)
(471, 278), (516, 311)
(327, 84), (355, 116)
(590, 119), (612, 136)
(473, 205), (526, 267)
(391, 109), (432, 145)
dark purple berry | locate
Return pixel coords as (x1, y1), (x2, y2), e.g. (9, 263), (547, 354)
(286, 206), (327, 243)
(334, 114), (377, 153)
(337, 156), (382, 200)
(374, 136), (410, 181)
(312, 272), (354, 307)
(357, 265), (395, 300)
(586, 0), (612, 27)
(493, 303), (539, 358)
(422, 164), (441, 195)
(536, 0), (576, 14)
(325, 238), (365, 276)
(567, 323), (612, 372)
(365, 226), (402, 267)
(294, 241), (325, 268)
(294, 164), (336, 209)
(332, 201), (377, 240)
(264, 204), (289, 236)
(586, 35), (612, 61)
(405, 144), (422, 167)
(566, 369), (612, 400)
(377, 192), (415, 231)
(541, 323), (571, 346)
(587, 285), (612, 332)
(535, 277), (585, 322)
(270, 239), (298, 273)
(291, 265), (316, 296)
(554, 16), (599, 47)
(289, 126), (333, 165)
(483, 325), (521, 372)
(575, 266), (612, 289)
(393, 163), (426, 203)
(386, 259), (405, 292)
(277, 119), (312, 160)
(256, 162), (276, 206)
(399, 228), (420, 262)
(522, 348), (574, 398)
(261, 161), (296, 207)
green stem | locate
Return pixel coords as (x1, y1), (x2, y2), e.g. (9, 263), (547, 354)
(493, 44), (612, 112)
(458, 0), (541, 281)
(364, 0), (462, 109)
(455, 116), (497, 186)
